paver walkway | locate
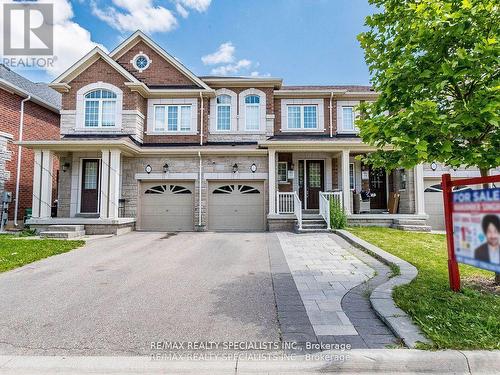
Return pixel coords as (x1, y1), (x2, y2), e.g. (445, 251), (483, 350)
(277, 232), (377, 343)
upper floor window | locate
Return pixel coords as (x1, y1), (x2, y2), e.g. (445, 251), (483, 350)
(287, 105), (318, 129)
(154, 105), (192, 132)
(216, 95), (231, 131)
(84, 89), (117, 127)
(342, 107), (355, 131)
(245, 95), (260, 130)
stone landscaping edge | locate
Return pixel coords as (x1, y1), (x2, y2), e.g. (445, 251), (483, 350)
(334, 229), (431, 348)
(1, 350), (500, 374)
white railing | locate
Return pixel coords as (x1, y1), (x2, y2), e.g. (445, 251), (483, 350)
(319, 191), (344, 230)
(276, 191), (302, 230)
(294, 192), (302, 230)
(277, 192), (295, 214)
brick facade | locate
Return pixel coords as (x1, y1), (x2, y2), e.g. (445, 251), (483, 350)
(0, 89), (59, 221)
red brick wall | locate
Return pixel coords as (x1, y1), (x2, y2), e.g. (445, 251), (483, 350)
(0, 89), (60, 221)
(116, 41), (197, 87)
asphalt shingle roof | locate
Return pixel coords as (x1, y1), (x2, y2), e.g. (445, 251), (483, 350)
(0, 64), (61, 110)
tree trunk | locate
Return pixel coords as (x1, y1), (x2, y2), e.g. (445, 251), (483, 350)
(479, 168), (489, 189)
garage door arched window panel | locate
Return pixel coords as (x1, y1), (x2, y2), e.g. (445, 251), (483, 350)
(144, 184), (192, 195)
(212, 184), (261, 194)
(84, 89), (118, 127)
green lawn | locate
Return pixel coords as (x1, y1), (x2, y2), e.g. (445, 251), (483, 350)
(348, 227), (500, 350)
(0, 235), (85, 273)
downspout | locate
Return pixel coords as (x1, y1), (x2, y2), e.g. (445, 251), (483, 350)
(329, 91), (334, 138)
(198, 151), (202, 227)
(14, 95), (31, 227)
(199, 92), (204, 146)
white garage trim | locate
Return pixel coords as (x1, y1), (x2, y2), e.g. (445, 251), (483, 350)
(135, 173), (198, 180)
(204, 172), (268, 180)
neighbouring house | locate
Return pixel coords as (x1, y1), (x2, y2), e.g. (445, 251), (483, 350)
(18, 31), (497, 234)
(0, 64), (60, 227)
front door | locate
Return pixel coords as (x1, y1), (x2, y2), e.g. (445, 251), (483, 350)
(306, 160), (324, 209)
(80, 159), (100, 213)
(369, 167), (387, 210)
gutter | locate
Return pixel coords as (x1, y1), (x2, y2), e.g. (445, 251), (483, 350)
(199, 92), (204, 146)
(14, 95), (31, 227)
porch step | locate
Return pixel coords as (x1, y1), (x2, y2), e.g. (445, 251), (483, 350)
(40, 230), (85, 239)
(296, 228), (331, 234)
(391, 224), (432, 232)
(42, 225), (84, 232)
(75, 213), (99, 218)
(302, 214), (323, 220)
(392, 219), (428, 226)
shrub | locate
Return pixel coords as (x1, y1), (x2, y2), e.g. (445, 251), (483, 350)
(330, 198), (347, 229)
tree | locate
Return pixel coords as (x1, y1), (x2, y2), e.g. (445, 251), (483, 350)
(357, 0), (499, 176)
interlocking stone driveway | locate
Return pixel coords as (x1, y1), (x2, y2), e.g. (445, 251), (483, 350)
(276, 233), (376, 339)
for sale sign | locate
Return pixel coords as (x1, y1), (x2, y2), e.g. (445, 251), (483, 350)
(452, 188), (500, 273)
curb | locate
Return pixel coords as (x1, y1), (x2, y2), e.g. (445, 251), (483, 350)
(1, 350), (500, 374)
(335, 229), (431, 348)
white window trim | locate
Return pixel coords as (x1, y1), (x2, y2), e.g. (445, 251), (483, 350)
(337, 100), (360, 134)
(238, 88), (266, 133)
(209, 89), (237, 133)
(280, 99), (324, 132)
(277, 161), (288, 183)
(130, 52), (152, 73)
(152, 104), (193, 133)
(76, 82), (123, 130)
(146, 98), (198, 135)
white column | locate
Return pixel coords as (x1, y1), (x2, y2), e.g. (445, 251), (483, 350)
(268, 149), (276, 214)
(99, 149), (121, 219)
(32, 150), (53, 218)
(341, 149), (351, 214)
(414, 164), (425, 215)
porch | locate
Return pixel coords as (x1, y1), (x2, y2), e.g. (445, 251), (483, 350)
(266, 147), (428, 232)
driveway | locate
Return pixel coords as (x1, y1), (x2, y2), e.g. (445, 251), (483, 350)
(0, 232), (280, 356)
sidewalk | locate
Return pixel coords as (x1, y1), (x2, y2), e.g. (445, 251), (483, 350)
(1, 350), (498, 374)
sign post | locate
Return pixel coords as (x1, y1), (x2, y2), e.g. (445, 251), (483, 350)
(442, 174), (461, 291)
(442, 173), (500, 292)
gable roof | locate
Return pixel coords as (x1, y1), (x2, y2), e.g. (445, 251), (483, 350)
(51, 47), (141, 90)
(0, 64), (61, 112)
(110, 30), (211, 90)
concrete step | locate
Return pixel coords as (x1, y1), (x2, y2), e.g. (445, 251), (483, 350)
(392, 219), (428, 226)
(40, 230), (85, 239)
(302, 214), (323, 220)
(301, 219), (326, 225)
(391, 224), (432, 232)
(302, 223), (328, 229)
(296, 228), (331, 233)
(43, 225), (84, 232)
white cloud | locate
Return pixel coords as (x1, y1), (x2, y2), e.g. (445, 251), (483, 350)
(177, 0), (211, 12)
(250, 71), (271, 77)
(91, 0), (177, 34)
(201, 42), (235, 65)
(175, 3), (189, 18)
(0, 0), (106, 77)
(211, 59), (252, 75)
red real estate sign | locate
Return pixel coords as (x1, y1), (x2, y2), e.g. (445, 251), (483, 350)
(442, 174), (500, 291)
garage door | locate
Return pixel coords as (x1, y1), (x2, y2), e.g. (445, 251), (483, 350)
(424, 179), (445, 230)
(208, 182), (265, 232)
(139, 182), (194, 231)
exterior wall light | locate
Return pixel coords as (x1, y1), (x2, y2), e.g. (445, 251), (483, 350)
(430, 162), (437, 171)
(62, 162), (70, 172)
(163, 163), (169, 173)
(145, 164), (152, 174)
(250, 163), (257, 173)
(232, 163), (238, 173)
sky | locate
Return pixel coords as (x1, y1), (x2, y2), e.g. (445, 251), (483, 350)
(0, 0), (377, 85)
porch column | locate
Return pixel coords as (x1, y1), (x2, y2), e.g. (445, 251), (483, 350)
(32, 149), (53, 218)
(414, 164), (425, 215)
(268, 149), (276, 214)
(341, 149), (351, 214)
(100, 149), (121, 219)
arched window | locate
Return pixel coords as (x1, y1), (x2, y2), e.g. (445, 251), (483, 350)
(244, 94), (260, 130)
(216, 94), (231, 131)
(84, 89), (117, 127)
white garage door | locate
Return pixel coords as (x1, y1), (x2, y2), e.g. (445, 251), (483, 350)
(139, 182), (194, 231)
(424, 179), (445, 230)
(208, 182), (265, 232)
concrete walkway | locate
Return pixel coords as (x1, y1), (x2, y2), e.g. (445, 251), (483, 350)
(276, 232), (395, 346)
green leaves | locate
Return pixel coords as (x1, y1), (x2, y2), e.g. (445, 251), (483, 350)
(358, 0), (500, 171)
